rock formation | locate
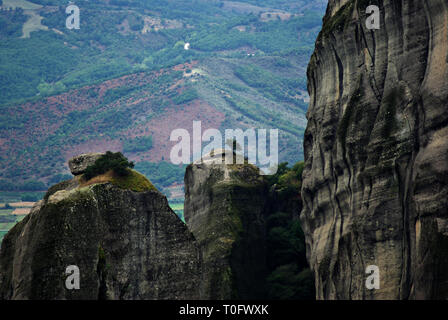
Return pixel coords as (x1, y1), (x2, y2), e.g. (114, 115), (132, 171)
(0, 151), (279, 300)
(184, 150), (269, 299)
(0, 154), (201, 300)
(68, 153), (104, 175)
(301, 0), (448, 299)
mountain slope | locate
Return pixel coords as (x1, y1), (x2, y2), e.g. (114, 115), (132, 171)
(0, 155), (201, 299)
(0, 0), (326, 192)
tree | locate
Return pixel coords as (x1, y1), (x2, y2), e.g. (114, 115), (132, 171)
(84, 151), (135, 180)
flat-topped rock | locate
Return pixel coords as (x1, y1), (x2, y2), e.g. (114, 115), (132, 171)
(68, 153), (104, 175)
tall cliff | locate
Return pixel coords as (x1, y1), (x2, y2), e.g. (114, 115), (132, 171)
(184, 150), (269, 299)
(301, 0), (448, 299)
(0, 154), (201, 300)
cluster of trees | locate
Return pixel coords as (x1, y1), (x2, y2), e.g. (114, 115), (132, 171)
(48, 173), (73, 185)
(84, 151), (134, 180)
(1, 3), (148, 106)
(37, 81), (67, 96)
(191, 13), (321, 54)
(0, 8), (27, 38)
(20, 193), (44, 202)
(234, 63), (307, 104)
(123, 136), (153, 153)
(0, 31), (79, 105)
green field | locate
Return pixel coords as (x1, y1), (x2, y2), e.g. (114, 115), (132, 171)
(169, 202), (184, 222)
(0, 191), (40, 244)
(0, 221), (17, 230)
(0, 209), (23, 244)
(0, 212), (26, 243)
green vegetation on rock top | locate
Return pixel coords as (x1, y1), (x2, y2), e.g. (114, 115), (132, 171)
(82, 151), (156, 192)
(108, 169), (157, 193)
(81, 168), (157, 193)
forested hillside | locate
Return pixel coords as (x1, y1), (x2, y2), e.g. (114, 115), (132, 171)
(0, 0), (325, 196)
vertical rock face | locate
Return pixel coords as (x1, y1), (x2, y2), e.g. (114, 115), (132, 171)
(0, 167), (200, 299)
(301, 0), (448, 299)
(184, 154), (268, 299)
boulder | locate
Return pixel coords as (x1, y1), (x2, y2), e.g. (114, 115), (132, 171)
(68, 153), (104, 175)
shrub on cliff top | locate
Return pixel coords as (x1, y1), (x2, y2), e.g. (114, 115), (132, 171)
(84, 151), (135, 181)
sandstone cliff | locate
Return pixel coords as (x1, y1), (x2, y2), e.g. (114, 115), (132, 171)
(0, 154), (201, 300)
(301, 0), (448, 299)
(184, 151), (269, 299)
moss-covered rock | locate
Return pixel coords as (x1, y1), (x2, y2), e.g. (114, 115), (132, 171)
(80, 169), (157, 193)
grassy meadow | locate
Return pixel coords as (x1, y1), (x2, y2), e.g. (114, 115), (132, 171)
(0, 191), (44, 243)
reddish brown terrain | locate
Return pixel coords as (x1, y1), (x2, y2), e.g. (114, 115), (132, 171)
(0, 62), (226, 183)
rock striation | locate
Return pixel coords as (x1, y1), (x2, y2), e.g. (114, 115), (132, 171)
(301, 0), (448, 299)
(0, 155), (200, 300)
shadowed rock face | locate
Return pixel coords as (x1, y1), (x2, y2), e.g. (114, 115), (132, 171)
(301, 0), (448, 299)
(184, 157), (269, 299)
(0, 177), (200, 300)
